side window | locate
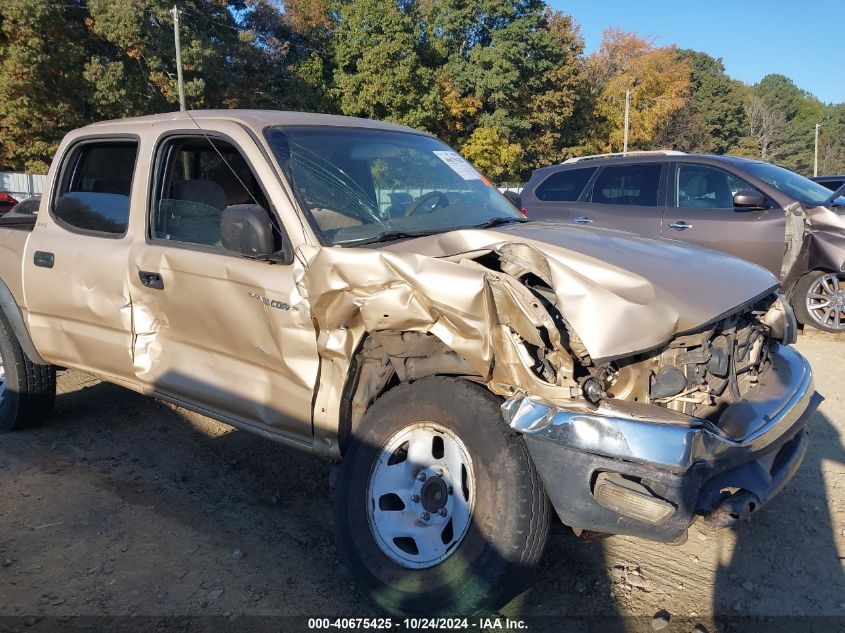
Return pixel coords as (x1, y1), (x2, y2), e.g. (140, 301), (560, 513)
(589, 164), (662, 206)
(535, 167), (597, 202)
(53, 141), (138, 235)
(675, 164), (750, 209)
(820, 179), (843, 192)
(151, 137), (271, 247)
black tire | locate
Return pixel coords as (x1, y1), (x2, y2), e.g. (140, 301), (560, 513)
(0, 311), (56, 432)
(792, 270), (845, 333)
(335, 377), (550, 616)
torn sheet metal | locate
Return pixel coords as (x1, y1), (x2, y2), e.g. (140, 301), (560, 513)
(297, 221), (778, 361)
(783, 205), (845, 288)
(295, 222), (779, 451)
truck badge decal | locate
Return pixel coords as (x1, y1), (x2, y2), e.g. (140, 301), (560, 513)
(247, 291), (289, 311)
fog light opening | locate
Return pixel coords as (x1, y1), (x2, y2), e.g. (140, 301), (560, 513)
(592, 472), (676, 526)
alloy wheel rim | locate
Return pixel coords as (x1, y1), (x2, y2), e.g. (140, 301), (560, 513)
(366, 422), (475, 569)
(806, 273), (845, 330)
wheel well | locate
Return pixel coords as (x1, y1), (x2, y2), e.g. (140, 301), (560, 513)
(785, 269), (830, 300)
(337, 331), (480, 456)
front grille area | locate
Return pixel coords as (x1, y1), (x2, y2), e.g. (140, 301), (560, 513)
(605, 295), (778, 422)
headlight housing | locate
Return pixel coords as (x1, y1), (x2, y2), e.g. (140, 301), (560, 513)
(764, 295), (798, 345)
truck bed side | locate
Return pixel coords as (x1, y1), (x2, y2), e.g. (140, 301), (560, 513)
(0, 224), (31, 308)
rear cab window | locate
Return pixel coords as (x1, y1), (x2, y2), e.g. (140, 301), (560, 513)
(534, 167), (596, 202)
(589, 164), (662, 206)
(52, 140), (139, 236)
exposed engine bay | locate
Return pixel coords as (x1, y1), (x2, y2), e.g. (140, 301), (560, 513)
(518, 276), (787, 423)
(593, 305), (774, 419)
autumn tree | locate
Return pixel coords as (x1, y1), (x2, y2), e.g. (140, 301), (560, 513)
(584, 29), (691, 153)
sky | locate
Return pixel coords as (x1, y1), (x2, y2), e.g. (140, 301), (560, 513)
(549, 0), (844, 104)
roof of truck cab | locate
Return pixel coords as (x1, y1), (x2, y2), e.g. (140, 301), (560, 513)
(77, 109), (429, 136)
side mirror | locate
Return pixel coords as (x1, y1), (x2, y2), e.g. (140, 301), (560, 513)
(221, 204), (275, 258)
(733, 190), (767, 211)
(503, 190), (522, 209)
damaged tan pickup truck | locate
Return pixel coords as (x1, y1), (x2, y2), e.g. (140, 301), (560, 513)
(0, 111), (821, 615)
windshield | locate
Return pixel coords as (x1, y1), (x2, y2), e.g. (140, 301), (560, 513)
(742, 162), (845, 207)
(264, 126), (522, 245)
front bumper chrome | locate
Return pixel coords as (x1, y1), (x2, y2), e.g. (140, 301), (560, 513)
(502, 344), (821, 541)
(503, 344), (815, 472)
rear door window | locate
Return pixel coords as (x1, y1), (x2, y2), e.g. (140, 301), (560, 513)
(53, 140), (138, 236)
(674, 164), (750, 210)
(534, 167), (596, 201)
(589, 164), (662, 206)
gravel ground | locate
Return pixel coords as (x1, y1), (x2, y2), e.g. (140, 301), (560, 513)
(0, 334), (843, 631)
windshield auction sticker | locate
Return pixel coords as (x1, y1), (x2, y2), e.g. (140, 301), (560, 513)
(433, 151), (482, 180)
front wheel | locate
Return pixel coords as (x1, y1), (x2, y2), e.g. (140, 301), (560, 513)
(793, 270), (845, 333)
(334, 377), (550, 616)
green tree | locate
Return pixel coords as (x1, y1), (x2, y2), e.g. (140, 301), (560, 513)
(331, 0), (441, 129)
(0, 0), (89, 171)
(658, 50), (746, 153)
(742, 74), (825, 174)
(420, 1), (584, 178)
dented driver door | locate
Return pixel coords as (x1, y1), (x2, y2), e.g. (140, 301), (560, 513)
(127, 125), (319, 448)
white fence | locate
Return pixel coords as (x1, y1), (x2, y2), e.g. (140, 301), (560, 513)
(0, 171), (48, 200)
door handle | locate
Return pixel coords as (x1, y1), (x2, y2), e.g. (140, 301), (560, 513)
(669, 221), (693, 231)
(139, 270), (164, 290)
(33, 251), (54, 268)
(572, 216), (593, 224)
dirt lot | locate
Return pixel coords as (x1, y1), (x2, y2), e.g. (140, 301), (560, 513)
(1, 334), (843, 631)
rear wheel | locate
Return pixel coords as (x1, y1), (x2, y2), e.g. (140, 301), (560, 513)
(0, 312), (56, 432)
(793, 271), (845, 333)
(335, 377), (550, 616)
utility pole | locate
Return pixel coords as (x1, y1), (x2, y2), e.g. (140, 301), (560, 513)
(814, 123), (822, 177)
(623, 89), (631, 155)
(171, 4), (187, 112)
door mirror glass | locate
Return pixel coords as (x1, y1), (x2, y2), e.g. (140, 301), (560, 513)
(733, 189), (767, 210)
(221, 204), (276, 258)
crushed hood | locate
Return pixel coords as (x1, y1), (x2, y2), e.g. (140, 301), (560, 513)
(383, 221), (779, 360)
(293, 221), (779, 414)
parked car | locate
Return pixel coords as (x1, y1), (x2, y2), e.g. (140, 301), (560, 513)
(0, 192), (18, 214)
(521, 151), (845, 332)
(0, 113), (818, 615)
(812, 174), (845, 193)
(3, 195), (40, 218)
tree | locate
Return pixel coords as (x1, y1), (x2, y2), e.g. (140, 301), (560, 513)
(331, 0), (441, 130)
(459, 126), (524, 181)
(420, 1), (584, 178)
(584, 29), (691, 153)
(747, 95), (785, 161)
(818, 104), (845, 175)
(0, 0), (89, 171)
(658, 50), (746, 153)
(744, 74), (825, 173)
